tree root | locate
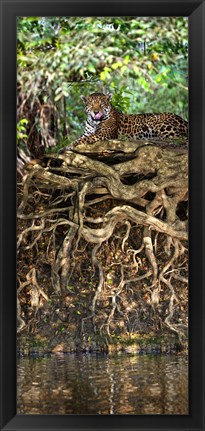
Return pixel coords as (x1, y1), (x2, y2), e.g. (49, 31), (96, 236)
(17, 139), (188, 340)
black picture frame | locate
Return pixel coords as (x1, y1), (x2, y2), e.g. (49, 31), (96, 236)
(0, 0), (204, 430)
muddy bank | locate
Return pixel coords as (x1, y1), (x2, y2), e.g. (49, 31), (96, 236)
(17, 329), (188, 356)
(17, 144), (188, 356)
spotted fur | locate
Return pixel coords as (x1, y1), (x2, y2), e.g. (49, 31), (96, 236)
(61, 92), (188, 151)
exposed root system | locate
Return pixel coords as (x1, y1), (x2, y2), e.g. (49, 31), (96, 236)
(17, 139), (188, 345)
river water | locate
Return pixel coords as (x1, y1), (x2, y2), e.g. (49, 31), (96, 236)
(17, 353), (188, 415)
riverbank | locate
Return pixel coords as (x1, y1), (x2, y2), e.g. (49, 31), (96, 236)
(17, 330), (188, 356)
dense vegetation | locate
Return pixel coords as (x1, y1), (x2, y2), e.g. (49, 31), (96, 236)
(17, 17), (188, 158)
(17, 17), (188, 354)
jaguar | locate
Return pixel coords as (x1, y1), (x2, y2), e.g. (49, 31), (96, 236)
(61, 92), (188, 151)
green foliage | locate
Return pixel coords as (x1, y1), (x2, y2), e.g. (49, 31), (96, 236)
(17, 118), (28, 144)
(17, 17), (188, 151)
(67, 285), (74, 292)
(110, 86), (133, 112)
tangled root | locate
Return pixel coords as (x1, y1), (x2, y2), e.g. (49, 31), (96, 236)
(17, 139), (188, 339)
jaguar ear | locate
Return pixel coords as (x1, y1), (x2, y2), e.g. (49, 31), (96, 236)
(106, 93), (113, 101)
(80, 95), (87, 104)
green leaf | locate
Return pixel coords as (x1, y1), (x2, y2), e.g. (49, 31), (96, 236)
(87, 64), (96, 74)
(54, 92), (63, 102)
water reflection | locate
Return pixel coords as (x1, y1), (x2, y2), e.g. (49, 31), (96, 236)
(17, 354), (188, 415)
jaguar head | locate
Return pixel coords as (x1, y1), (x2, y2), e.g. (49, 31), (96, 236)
(80, 92), (113, 121)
